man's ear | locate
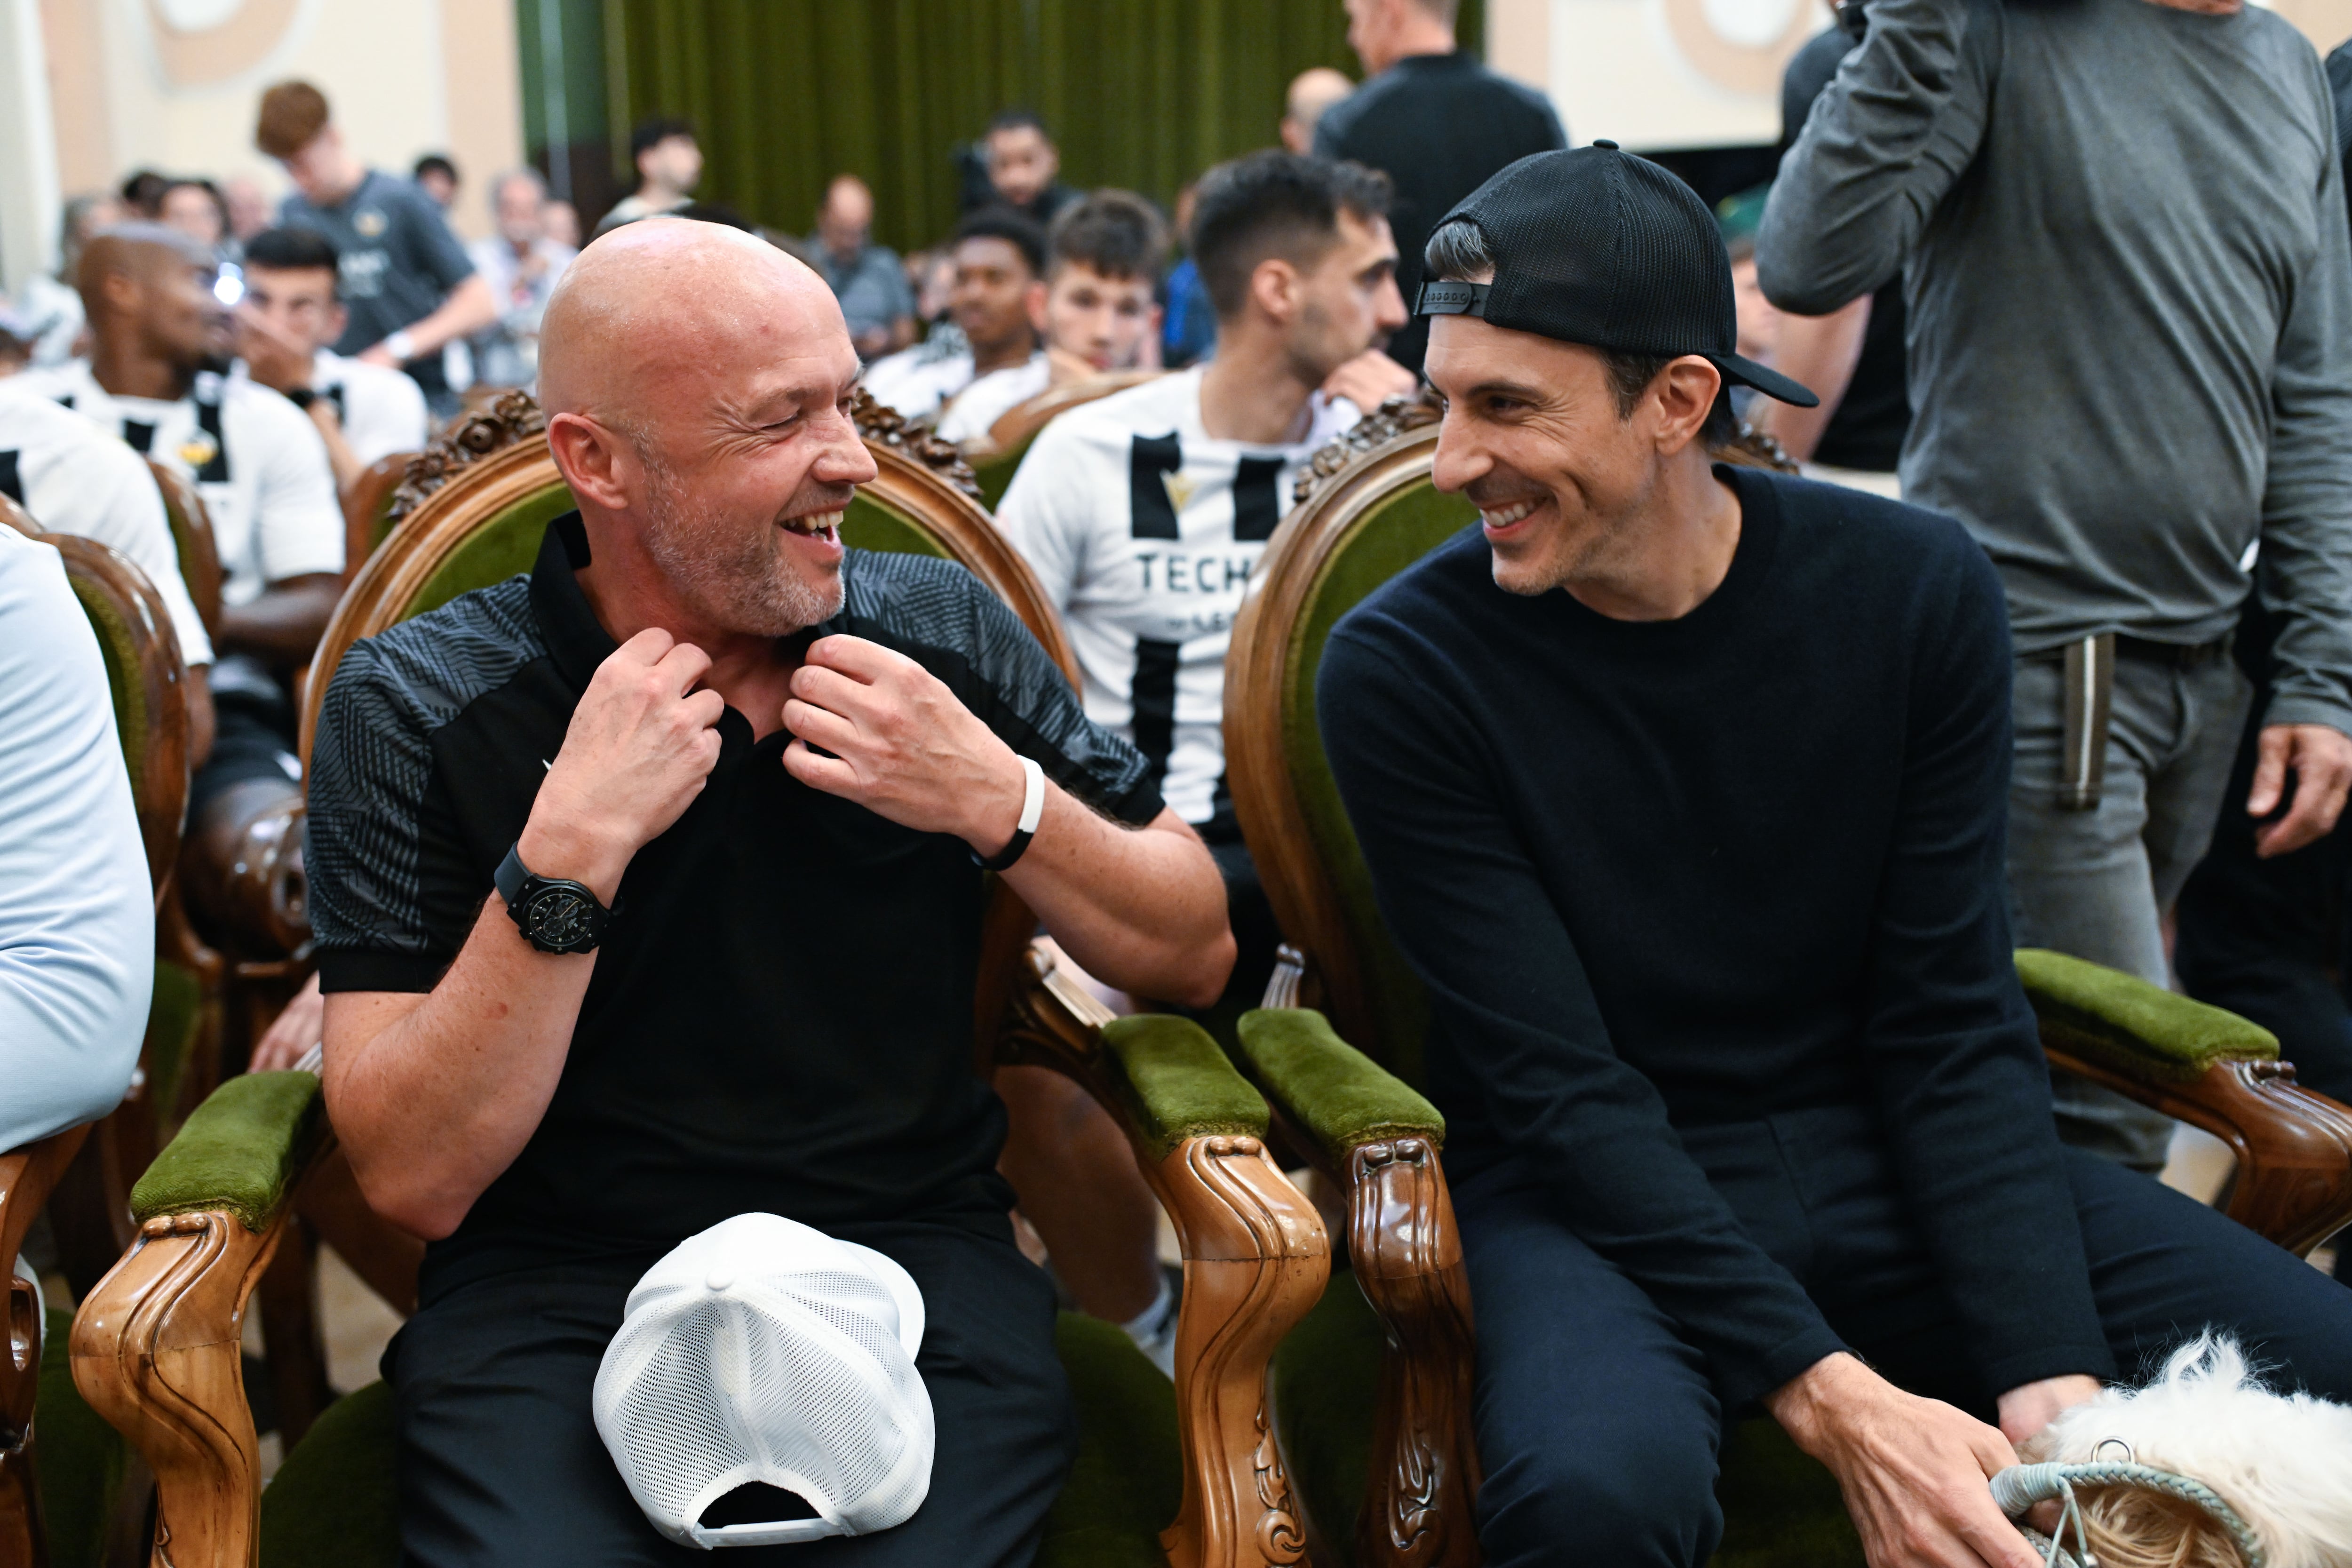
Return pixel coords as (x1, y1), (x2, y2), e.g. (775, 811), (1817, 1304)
(1247, 257), (1302, 327)
(1650, 355), (1724, 457)
(96, 268), (141, 320)
(546, 411), (634, 513)
(1024, 279), (1049, 337)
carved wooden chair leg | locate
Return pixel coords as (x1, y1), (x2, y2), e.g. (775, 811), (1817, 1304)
(1346, 1138), (1480, 1568)
(72, 1210), (285, 1568)
(1150, 1132), (1327, 1568)
(255, 1216), (332, 1448)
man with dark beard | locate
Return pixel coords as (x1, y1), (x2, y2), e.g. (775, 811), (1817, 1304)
(302, 217), (1236, 1567)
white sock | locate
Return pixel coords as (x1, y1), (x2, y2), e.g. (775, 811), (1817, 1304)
(1120, 1272), (1174, 1346)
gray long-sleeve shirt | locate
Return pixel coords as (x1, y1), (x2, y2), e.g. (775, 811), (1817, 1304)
(1760, 0), (2352, 734)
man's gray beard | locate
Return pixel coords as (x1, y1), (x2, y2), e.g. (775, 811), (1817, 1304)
(638, 450), (843, 637)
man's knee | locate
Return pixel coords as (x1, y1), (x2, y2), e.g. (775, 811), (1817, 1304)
(1478, 1419), (1721, 1568)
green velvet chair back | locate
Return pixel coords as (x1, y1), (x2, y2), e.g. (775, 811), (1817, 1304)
(1228, 426), (1473, 1088)
(144, 460), (224, 639)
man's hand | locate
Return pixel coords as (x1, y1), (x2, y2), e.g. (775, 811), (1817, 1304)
(519, 629), (725, 901)
(2249, 723), (2352, 857)
(356, 343), (400, 368)
(780, 634), (1026, 851)
(1322, 348), (1418, 411)
(1994, 1374), (2100, 1448)
(251, 972), (325, 1072)
(235, 305), (315, 395)
(1767, 1354), (2038, 1568)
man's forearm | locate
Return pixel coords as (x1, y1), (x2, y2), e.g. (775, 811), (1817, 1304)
(217, 574), (341, 666)
(393, 275), (499, 357)
(323, 896), (595, 1238)
(1001, 797), (1233, 1008)
(1751, 298), (1871, 462)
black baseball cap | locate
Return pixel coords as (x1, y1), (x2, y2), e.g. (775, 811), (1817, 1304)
(1417, 143), (1819, 408)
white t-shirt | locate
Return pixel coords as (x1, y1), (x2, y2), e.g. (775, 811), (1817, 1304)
(0, 387), (214, 667)
(936, 353), (1051, 445)
(861, 343), (975, 424)
(19, 361), (344, 606)
(0, 525), (151, 1151)
(995, 366), (1358, 826)
(232, 350), (429, 470)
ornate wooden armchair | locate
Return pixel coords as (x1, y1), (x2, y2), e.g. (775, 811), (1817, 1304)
(69, 392), (1332, 1568)
(966, 369), (1166, 507)
(1216, 411), (2352, 1568)
(143, 462), (222, 643)
(336, 455), (417, 586)
(0, 509), (199, 1568)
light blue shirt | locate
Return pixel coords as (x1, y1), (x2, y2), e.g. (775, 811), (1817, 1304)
(0, 527), (151, 1152)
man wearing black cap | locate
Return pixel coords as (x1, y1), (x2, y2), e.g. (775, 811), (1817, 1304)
(1317, 146), (2352, 1568)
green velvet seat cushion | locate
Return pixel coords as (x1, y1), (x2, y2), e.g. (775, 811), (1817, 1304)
(257, 1313), (1179, 1568)
(38, 1305), (128, 1568)
(1270, 1276), (1859, 1568)
(2016, 947), (2277, 1083)
(1232, 1009), (1443, 1167)
(129, 1071), (324, 1232)
(1099, 1014), (1268, 1160)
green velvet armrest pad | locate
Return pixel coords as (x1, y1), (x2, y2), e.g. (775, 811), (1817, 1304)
(1234, 1009), (1444, 1170)
(1099, 1014), (1267, 1161)
(129, 1070), (326, 1233)
(2016, 947), (2277, 1084)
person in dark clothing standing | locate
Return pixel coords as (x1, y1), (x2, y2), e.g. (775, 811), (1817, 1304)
(1749, 15), (1910, 483)
(1319, 147), (2352, 1568)
(1313, 0), (1564, 375)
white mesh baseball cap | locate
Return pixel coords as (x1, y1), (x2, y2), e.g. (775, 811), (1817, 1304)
(592, 1212), (935, 1550)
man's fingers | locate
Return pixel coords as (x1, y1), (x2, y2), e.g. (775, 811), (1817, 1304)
(2248, 725), (2291, 817)
(614, 625), (678, 666)
(782, 736), (859, 797)
(806, 633), (913, 682)
(653, 638), (713, 693)
(789, 662), (878, 720)
(1951, 1504), (2040, 1568)
(680, 687), (727, 731)
(781, 697), (860, 755)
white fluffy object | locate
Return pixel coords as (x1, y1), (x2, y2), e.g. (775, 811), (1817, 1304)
(2024, 1335), (2352, 1568)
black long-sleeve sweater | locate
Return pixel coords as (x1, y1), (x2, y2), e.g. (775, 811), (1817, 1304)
(1317, 467), (2115, 1408)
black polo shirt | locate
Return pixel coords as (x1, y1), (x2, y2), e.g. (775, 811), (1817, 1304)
(306, 515), (1161, 1300)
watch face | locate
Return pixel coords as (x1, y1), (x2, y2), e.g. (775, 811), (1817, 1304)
(524, 885), (600, 949)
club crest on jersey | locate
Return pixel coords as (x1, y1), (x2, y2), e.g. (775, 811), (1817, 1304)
(1160, 471), (1196, 512)
(355, 209), (389, 238)
(177, 432), (220, 470)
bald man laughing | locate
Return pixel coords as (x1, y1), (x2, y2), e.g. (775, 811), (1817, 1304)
(303, 219), (1233, 1566)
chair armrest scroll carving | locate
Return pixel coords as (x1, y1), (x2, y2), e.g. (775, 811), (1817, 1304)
(1232, 1010), (1477, 1568)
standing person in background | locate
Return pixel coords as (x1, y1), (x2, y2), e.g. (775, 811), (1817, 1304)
(467, 169), (577, 393)
(1747, 5), (1910, 493)
(257, 80), (496, 419)
(597, 117), (703, 232)
(1040, 191), (1165, 381)
(866, 211), (1049, 439)
(979, 111), (1081, 229)
(993, 152), (1408, 1366)
(810, 175), (917, 359)
(1314, 0), (1565, 376)
(223, 177), (272, 246)
(1762, 0), (2352, 1174)
(1281, 67), (1357, 154)
(1160, 184), (1217, 369)
(234, 226), (430, 489)
(412, 154), (459, 212)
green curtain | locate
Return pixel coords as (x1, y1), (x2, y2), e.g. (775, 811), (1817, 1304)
(600, 0), (1482, 254)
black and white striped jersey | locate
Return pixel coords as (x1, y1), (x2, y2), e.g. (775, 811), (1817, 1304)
(995, 367), (1357, 828)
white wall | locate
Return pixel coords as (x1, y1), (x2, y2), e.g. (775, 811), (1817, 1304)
(8, 0), (519, 293)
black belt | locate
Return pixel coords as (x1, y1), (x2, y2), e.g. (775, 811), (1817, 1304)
(2113, 632), (2233, 669)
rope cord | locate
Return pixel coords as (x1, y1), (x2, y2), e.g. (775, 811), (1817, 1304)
(1994, 1461), (2265, 1568)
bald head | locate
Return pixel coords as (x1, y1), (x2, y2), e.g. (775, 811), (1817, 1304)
(541, 217), (851, 453)
(1282, 68), (1355, 153)
(78, 223), (224, 371)
(78, 223), (215, 309)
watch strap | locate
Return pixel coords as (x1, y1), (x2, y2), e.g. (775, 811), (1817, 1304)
(975, 756), (1046, 872)
(496, 842), (613, 953)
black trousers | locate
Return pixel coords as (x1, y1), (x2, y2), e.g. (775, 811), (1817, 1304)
(1455, 1110), (2352, 1568)
(387, 1217), (1075, 1568)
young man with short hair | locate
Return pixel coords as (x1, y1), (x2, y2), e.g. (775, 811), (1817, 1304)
(866, 210), (1050, 442)
(599, 117), (704, 231)
(18, 223), (343, 826)
(988, 151), (1409, 1356)
(256, 81), (495, 416)
(234, 225), (430, 490)
(1040, 190), (1164, 381)
(979, 110), (1078, 229)
(1321, 144), (2352, 1568)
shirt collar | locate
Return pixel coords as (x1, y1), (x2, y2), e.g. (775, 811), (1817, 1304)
(529, 512), (619, 691)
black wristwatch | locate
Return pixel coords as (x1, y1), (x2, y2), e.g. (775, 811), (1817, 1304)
(494, 843), (613, 954)
(284, 385), (318, 410)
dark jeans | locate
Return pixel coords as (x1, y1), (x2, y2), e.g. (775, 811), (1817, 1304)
(1455, 1113), (2352, 1568)
(188, 694), (300, 818)
(388, 1217), (1074, 1568)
